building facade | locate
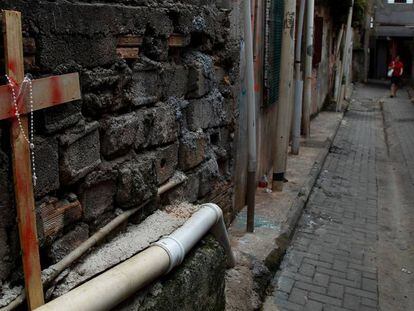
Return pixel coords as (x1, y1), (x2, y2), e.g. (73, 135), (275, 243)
(370, 0), (414, 81)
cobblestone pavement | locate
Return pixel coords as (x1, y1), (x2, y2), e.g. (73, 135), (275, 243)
(263, 84), (414, 311)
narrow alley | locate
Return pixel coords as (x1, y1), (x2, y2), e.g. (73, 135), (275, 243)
(263, 84), (414, 311)
(2, 1), (414, 311)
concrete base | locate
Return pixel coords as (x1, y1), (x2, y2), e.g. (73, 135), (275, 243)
(117, 237), (226, 311)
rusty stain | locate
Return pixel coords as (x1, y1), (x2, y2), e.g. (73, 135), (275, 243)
(51, 76), (63, 104)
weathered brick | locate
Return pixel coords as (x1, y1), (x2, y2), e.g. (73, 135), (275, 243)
(116, 155), (158, 209)
(179, 131), (207, 171)
(100, 112), (148, 159)
(34, 136), (60, 197)
(41, 101), (83, 134)
(50, 224), (89, 263)
(59, 122), (101, 185)
(162, 64), (189, 98)
(152, 143), (179, 185)
(198, 157), (219, 198)
(80, 170), (117, 221)
(186, 89), (227, 131)
(148, 103), (179, 146)
(0, 228), (11, 282)
(0, 149), (13, 228)
(184, 51), (215, 99)
(126, 65), (161, 108)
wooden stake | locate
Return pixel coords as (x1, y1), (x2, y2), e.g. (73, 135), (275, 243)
(2, 10), (45, 309)
(2, 10), (81, 310)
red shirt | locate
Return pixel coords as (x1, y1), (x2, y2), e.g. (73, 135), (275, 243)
(390, 60), (404, 77)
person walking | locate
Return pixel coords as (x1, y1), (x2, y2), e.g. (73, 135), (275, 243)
(389, 56), (404, 98)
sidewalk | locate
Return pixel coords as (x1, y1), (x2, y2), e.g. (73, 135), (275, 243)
(261, 84), (414, 311)
(225, 110), (343, 311)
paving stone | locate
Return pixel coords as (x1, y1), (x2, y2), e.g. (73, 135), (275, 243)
(345, 286), (377, 300)
(299, 263), (316, 277)
(327, 283), (344, 299)
(278, 276), (295, 293)
(289, 287), (308, 305)
(343, 293), (361, 310)
(295, 281), (326, 295)
(313, 273), (329, 287)
(361, 297), (378, 308)
(362, 277), (377, 293)
(304, 300), (323, 311)
(308, 292), (342, 306)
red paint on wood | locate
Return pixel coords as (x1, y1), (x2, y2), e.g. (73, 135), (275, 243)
(8, 60), (16, 75)
(50, 76), (63, 104)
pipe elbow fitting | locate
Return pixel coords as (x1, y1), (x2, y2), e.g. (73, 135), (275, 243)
(200, 203), (223, 224)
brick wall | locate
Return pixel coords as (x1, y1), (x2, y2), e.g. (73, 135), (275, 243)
(0, 0), (238, 286)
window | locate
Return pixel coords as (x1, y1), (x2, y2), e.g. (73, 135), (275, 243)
(264, 0), (284, 106)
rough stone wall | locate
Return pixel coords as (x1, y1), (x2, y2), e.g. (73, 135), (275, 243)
(0, 0), (238, 289)
(311, 6), (335, 115)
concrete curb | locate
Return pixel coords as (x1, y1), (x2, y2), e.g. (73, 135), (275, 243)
(265, 112), (345, 273)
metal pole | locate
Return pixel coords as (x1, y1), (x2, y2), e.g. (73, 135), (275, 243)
(244, 0), (257, 233)
(302, 0), (315, 138)
(291, 0), (306, 155)
(272, 0), (296, 192)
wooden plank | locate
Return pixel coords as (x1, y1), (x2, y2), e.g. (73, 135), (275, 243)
(168, 34), (188, 47)
(116, 47), (139, 59)
(117, 35), (143, 47)
(2, 10), (45, 309)
(0, 73), (81, 120)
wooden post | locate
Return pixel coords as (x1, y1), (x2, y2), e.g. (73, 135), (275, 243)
(272, 0), (296, 192)
(302, 0), (314, 138)
(334, 25), (345, 111)
(243, 0), (257, 233)
(339, 1), (354, 110)
(2, 10), (45, 309)
(291, 0), (306, 155)
(1, 10), (81, 310)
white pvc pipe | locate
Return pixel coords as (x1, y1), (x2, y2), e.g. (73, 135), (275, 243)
(243, 0), (257, 175)
(35, 204), (235, 311)
(272, 0), (296, 192)
(291, 0), (306, 155)
(243, 0), (258, 232)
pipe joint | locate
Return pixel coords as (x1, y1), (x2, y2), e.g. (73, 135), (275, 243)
(154, 236), (185, 273)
